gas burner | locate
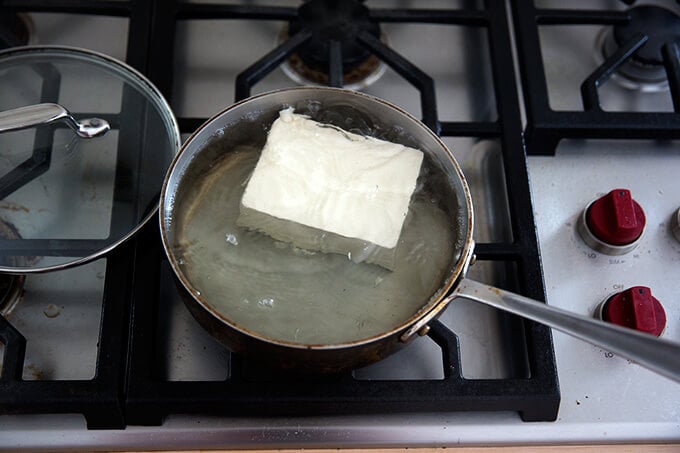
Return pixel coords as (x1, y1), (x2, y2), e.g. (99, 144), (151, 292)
(280, 0), (387, 90)
(0, 219), (27, 316)
(282, 37), (386, 90)
(598, 5), (680, 91)
(0, 13), (33, 49)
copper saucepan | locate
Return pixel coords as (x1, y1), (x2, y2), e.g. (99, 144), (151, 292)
(160, 87), (680, 380)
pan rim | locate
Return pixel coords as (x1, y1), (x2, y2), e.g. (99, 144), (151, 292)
(159, 86), (475, 351)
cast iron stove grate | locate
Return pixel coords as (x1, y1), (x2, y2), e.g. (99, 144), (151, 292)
(0, 0), (161, 429)
(0, 0), (560, 428)
(125, 0), (559, 425)
(513, 0), (680, 155)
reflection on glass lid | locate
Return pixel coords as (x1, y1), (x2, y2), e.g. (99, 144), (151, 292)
(0, 46), (180, 273)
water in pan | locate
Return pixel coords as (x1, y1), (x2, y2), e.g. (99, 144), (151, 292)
(171, 141), (458, 346)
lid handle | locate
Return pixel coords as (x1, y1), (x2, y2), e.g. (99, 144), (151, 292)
(0, 103), (110, 138)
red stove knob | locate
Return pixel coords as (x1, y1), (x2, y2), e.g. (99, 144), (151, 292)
(598, 286), (666, 337)
(578, 189), (645, 255)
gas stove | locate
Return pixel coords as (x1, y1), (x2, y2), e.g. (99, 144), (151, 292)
(0, 0), (679, 450)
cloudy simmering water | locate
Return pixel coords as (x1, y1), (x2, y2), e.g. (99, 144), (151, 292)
(172, 142), (457, 345)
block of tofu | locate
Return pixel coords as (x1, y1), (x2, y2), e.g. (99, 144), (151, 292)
(238, 108), (424, 266)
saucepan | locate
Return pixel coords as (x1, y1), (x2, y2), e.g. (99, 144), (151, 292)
(160, 87), (680, 380)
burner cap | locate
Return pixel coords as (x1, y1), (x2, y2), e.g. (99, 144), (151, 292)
(614, 6), (680, 66)
(288, 0), (381, 74)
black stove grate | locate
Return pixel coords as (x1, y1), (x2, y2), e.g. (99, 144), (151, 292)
(126, 0), (559, 425)
(0, 247), (131, 429)
(0, 0), (560, 428)
(0, 0), (157, 429)
(513, 0), (680, 155)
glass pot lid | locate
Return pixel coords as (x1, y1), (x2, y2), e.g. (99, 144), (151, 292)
(0, 46), (180, 273)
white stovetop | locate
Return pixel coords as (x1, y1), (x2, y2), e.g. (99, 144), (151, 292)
(525, 140), (680, 442)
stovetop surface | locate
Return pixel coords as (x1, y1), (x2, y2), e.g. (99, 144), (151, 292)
(1, 0), (679, 449)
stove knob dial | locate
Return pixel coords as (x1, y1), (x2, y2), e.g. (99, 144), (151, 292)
(597, 286), (666, 337)
(578, 189), (645, 255)
(672, 208), (680, 244)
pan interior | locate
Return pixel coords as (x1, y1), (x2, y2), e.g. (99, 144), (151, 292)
(165, 90), (469, 346)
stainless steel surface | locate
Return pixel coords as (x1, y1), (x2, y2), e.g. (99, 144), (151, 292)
(577, 200), (644, 255)
(0, 103), (110, 138)
(2, 410), (680, 452)
(454, 278), (680, 383)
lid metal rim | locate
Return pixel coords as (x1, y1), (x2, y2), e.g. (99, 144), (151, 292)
(0, 45), (181, 274)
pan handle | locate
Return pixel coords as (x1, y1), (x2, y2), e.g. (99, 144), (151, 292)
(0, 103), (110, 138)
(451, 278), (680, 383)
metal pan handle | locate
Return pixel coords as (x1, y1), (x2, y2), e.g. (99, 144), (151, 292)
(0, 103), (109, 138)
(451, 278), (680, 383)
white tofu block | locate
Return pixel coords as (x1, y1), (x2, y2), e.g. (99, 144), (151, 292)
(240, 108), (424, 250)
